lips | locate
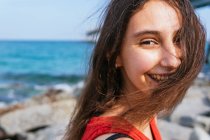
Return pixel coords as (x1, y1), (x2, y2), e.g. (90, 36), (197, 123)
(147, 73), (170, 82)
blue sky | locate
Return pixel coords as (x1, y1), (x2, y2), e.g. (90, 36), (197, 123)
(0, 0), (209, 41)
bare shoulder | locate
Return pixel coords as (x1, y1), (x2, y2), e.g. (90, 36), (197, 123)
(95, 133), (132, 140)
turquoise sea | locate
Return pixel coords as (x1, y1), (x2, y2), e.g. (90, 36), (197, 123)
(0, 41), (94, 104)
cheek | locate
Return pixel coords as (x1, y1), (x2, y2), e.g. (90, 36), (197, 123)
(124, 50), (160, 74)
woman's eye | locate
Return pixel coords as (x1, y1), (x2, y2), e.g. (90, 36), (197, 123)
(139, 40), (158, 46)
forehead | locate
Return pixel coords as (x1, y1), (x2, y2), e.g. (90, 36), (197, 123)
(128, 0), (181, 34)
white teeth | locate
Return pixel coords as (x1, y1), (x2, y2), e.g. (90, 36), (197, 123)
(149, 74), (169, 81)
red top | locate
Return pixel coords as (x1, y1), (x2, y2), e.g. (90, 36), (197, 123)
(82, 116), (162, 140)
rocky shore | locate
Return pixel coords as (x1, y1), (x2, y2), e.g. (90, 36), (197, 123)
(0, 79), (209, 140)
(159, 79), (210, 140)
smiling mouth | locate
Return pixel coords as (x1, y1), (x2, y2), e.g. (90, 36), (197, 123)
(147, 74), (169, 82)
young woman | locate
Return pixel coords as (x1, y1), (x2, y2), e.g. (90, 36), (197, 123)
(64, 0), (206, 139)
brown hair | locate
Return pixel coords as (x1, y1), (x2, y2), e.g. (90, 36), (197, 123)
(64, 0), (206, 139)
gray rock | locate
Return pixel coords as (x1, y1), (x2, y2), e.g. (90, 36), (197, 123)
(190, 126), (210, 140)
(0, 99), (76, 135)
(170, 86), (210, 127)
(195, 116), (210, 133)
(158, 119), (193, 140)
(26, 123), (67, 140)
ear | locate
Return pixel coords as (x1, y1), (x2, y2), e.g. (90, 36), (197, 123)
(115, 56), (122, 68)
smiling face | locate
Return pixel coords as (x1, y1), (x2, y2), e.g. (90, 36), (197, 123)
(116, 0), (182, 93)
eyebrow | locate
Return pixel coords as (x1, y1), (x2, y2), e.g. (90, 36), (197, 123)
(133, 29), (181, 38)
(133, 30), (161, 38)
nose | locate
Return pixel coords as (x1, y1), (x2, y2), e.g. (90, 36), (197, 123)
(160, 47), (181, 71)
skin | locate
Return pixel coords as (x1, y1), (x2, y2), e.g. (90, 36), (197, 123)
(97, 0), (182, 139)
